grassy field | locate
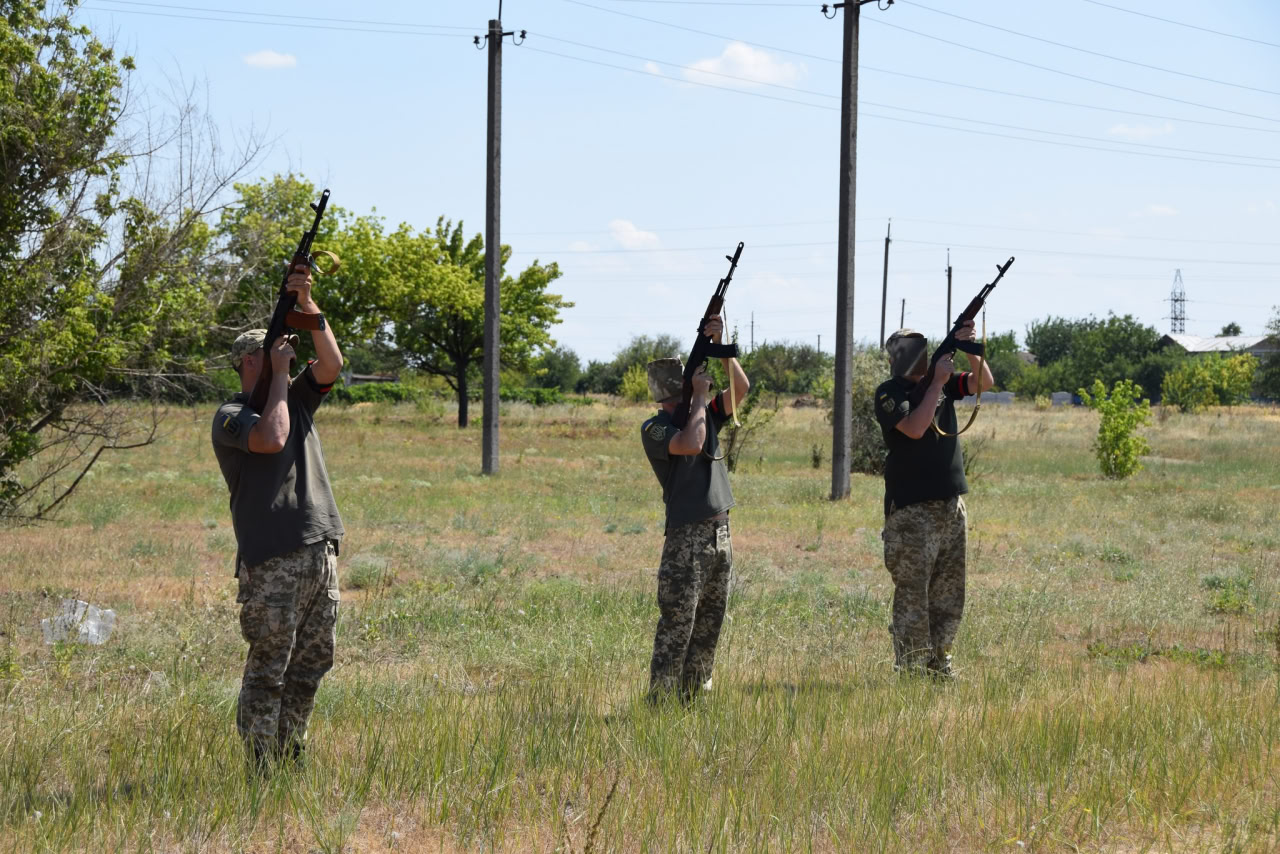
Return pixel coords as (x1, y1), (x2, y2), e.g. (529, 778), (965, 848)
(1, 397), (1277, 853)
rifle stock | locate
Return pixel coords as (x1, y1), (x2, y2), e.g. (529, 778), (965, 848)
(247, 189), (332, 413)
(907, 255), (1015, 409)
(671, 242), (745, 429)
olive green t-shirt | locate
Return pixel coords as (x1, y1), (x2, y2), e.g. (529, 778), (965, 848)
(874, 372), (971, 515)
(211, 363), (344, 571)
(641, 393), (735, 532)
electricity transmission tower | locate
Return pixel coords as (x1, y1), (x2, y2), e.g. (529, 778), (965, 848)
(1168, 269), (1187, 334)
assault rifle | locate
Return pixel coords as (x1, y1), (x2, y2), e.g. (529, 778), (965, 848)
(247, 189), (335, 414)
(671, 242), (744, 429)
(908, 255), (1015, 426)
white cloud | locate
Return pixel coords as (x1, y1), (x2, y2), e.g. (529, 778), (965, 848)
(609, 219), (660, 250)
(1246, 200), (1277, 216)
(1107, 121), (1173, 140)
(643, 61), (662, 76)
(567, 240), (597, 252)
(685, 42), (802, 89)
(1130, 204), (1178, 218)
(243, 50), (297, 69)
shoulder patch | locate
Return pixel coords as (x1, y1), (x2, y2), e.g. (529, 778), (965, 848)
(881, 396), (897, 413)
(647, 423), (666, 442)
(221, 412), (241, 437)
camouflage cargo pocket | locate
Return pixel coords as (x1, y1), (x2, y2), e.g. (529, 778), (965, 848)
(239, 600), (292, 643)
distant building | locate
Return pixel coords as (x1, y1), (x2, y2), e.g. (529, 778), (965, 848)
(1158, 334), (1279, 361)
(340, 371), (399, 386)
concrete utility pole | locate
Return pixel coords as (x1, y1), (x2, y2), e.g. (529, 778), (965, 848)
(900, 298), (905, 329)
(476, 10), (524, 474)
(823, 0), (891, 501)
(878, 218), (891, 347)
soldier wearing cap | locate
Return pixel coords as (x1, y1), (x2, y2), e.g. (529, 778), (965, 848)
(639, 316), (749, 703)
(875, 321), (992, 677)
(211, 262), (345, 767)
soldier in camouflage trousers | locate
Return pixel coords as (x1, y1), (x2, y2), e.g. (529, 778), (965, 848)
(235, 541), (339, 761)
(874, 325), (992, 676)
(211, 263), (345, 766)
(640, 316), (749, 703)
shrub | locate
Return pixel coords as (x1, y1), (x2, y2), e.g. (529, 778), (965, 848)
(723, 382), (779, 473)
(331, 382), (422, 405)
(846, 347), (891, 476)
(1162, 353), (1258, 412)
(1078, 378), (1151, 479)
(1161, 360), (1216, 413)
(620, 363), (650, 403)
(1033, 394), (1051, 411)
(501, 387), (564, 406)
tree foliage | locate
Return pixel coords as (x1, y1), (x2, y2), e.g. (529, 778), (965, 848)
(1016, 314), (1175, 400)
(578, 334), (683, 395)
(740, 342), (831, 396)
(387, 219), (570, 426)
(0, 1), (257, 519)
(1079, 379), (1151, 479)
(528, 346), (582, 391)
(1162, 353), (1258, 413)
(1256, 309), (1280, 400)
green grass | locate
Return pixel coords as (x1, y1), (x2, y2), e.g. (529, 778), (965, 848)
(0, 400), (1278, 851)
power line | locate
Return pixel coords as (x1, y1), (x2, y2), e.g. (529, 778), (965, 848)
(522, 44), (832, 109)
(561, 0), (1280, 137)
(896, 239), (1280, 266)
(585, 0), (811, 5)
(522, 45), (1280, 169)
(88, 0), (472, 30)
(506, 218), (846, 235)
(866, 101), (1280, 163)
(867, 18), (1280, 125)
(532, 32), (1280, 163)
(560, 0), (838, 64)
(899, 0), (1280, 98)
(533, 31), (834, 98)
(83, 2), (467, 36)
(862, 65), (1280, 136)
(1078, 0), (1280, 51)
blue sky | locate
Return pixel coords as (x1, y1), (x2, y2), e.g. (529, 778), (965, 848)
(81, 0), (1280, 362)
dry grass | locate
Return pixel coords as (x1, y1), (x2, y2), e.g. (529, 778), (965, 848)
(0, 399), (1277, 852)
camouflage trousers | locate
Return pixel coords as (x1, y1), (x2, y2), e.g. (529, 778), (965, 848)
(649, 518), (733, 702)
(882, 497), (967, 673)
(236, 540), (339, 762)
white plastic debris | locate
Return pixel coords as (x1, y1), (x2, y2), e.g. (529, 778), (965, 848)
(40, 599), (116, 645)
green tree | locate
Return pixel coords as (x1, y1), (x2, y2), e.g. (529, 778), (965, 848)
(741, 342), (832, 395)
(1025, 316), (1097, 366)
(1256, 309), (1280, 399)
(1079, 379), (1151, 479)
(216, 174), (390, 356)
(387, 219), (570, 427)
(529, 346), (582, 391)
(1163, 353), (1257, 412)
(1220, 322), (1242, 336)
(955, 330), (1022, 390)
(1018, 314), (1167, 399)
(0, 1), (255, 519)
(619, 364), (650, 403)
(578, 334), (683, 395)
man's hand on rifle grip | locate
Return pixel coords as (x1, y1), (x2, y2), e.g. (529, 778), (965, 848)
(269, 338), (296, 374)
(286, 262), (317, 312)
(703, 316), (725, 345)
